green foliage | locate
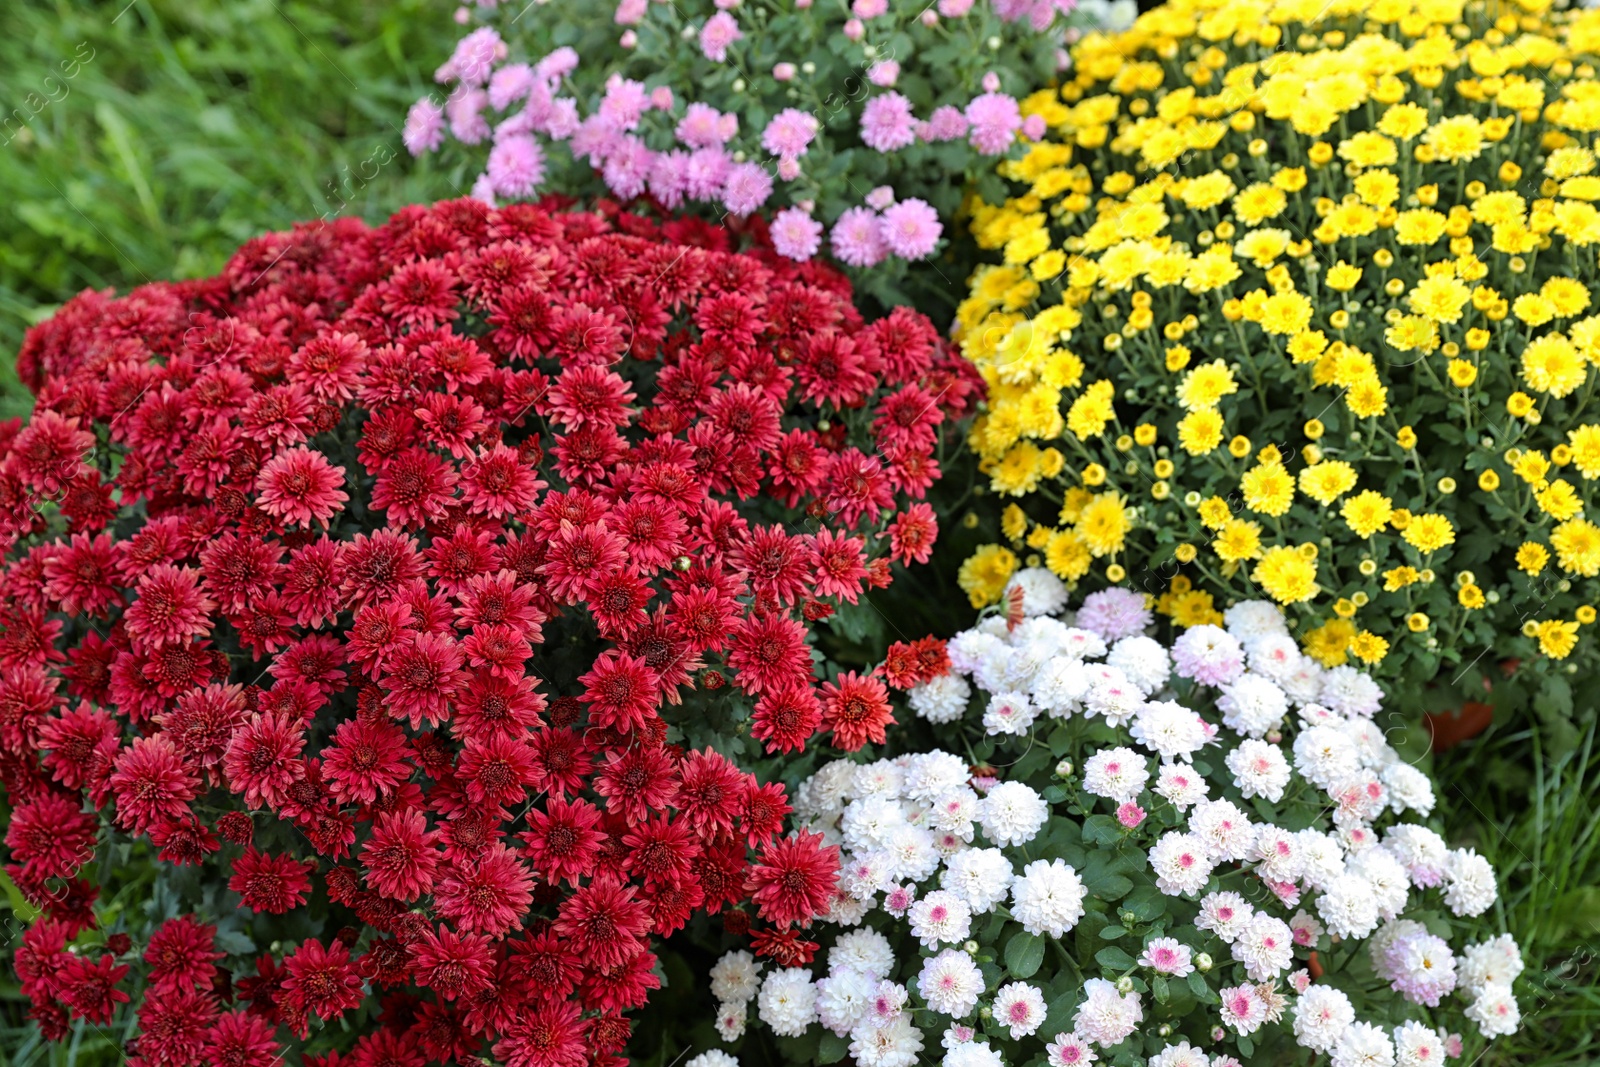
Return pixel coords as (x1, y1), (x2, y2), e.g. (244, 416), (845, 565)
(0, 0), (459, 419)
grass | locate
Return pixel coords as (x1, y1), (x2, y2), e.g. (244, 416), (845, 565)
(0, 0), (468, 419)
(1435, 716), (1600, 1066)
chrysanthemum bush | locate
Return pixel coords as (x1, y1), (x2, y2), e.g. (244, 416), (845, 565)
(0, 196), (983, 1064)
(405, 0), (1128, 312)
(949, 0), (1600, 728)
(704, 571), (1521, 1067)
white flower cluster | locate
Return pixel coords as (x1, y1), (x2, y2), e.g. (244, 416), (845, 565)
(708, 574), (1521, 1067)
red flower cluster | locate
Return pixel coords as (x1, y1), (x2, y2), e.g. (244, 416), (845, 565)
(0, 198), (980, 1065)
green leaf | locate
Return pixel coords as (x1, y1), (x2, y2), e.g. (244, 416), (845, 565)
(1097, 925), (1128, 940)
(1237, 1036), (1255, 1058)
(1187, 972), (1214, 1001)
(1152, 975), (1170, 1004)
(1083, 814), (1121, 847)
(1095, 945), (1136, 971)
(1005, 930), (1046, 979)
(1121, 886), (1167, 923)
(1084, 870), (1134, 901)
(818, 1031), (849, 1064)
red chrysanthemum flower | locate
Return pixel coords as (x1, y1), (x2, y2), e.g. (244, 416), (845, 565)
(228, 847), (315, 915)
(122, 564), (216, 651)
(280, 938), (364, 1030)
(143, 915), (223, 993)
(255, 446), (349, 527)
(745, 830), (840, 927)
(110, 734), (200, 834)
(554, 873), (652, 971)
(491, 999), (589, 1067)
(360, 808), (440, 902)
(819, 670), (895, 751)
(521, 794), (604, 886)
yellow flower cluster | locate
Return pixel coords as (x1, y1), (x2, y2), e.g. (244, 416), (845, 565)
(956, 0), (1600, 675)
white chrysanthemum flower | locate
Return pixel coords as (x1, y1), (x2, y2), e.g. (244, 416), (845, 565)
(1392, 1020), (1447, 1067)
(1138, 936), (1194, 977)
(904, 751), (970, 801)
(826, 891), (870, 926)
(1196, 891), (1254, 942)
(1227, 739), (1291, 802)
(1251, 825), (1303, 885)
(1281, 658), (1326, 706)
(1382, 825), (1446, 889)
(1380, 761), (1436, 816)
(1131, 700), (1209, 761)
(1006, 567), (1069, 617)
(883, 823), (941, 883)
(1320, 665), (1384, 719)
(1107, 635), (1171, 694)
(1218, 983), (1268, 1034)
(842, 850), (892, 898)
(992, 982), (1047, 1039)
(1443, 848), (1498, 917)
(1073, 978), (1143, 1048)
(1343, 717), (1389, 767)
(816, 968), (876, 1036)
(1458, 934), (1525, 994)
(688, 1050), (741, 1067)
(1224, 600), (1289, 641)
(1189, 799), (1258, 862)
(1155, 763), (1210, 809)
(840, 794), (908, 853)
(1233, 914), (1295, 980)
(1218, 673), (1288, 737)
(854, 759), (907, 798)
(713, 1001), (747, 1042)
(758, 968), (818, 1037)
(1246, 632), (1303, 681)
(1148, 831), (1215, 897)
(917, 949), (985, 1017)
(849, 1010), (923, 1067)
(831, 928), (896, 980)
(927, 788), (979, 839)
(1010, 858), (1087, 937)
(1045, 1031), (1098, 1067)
(1292, 985), (1355, 1052)
(1082, 746), (1150, 802)
(1330, 1020), (1396, 1067)
(1293, 725), (1361, 790)
(1059, 627), (1109, 659)
(1466, 982), (1521, 1038)
(1289, 908), (1324, 948)
(1148, 1040), (1209, 1067)
(1348, 847), (1410, 921)
(945, 1041), (1005, 1067)
(1317, 873), (1381, 939)
(941, 847), (1014, 913)
(1330, 771), (1388, 827)
(909, 673), (972, 724)
(1296, 830), (1347, 890)
(711, 950), (763, 1003)
(947, 630), (1004, 675)
(978, 781), (1047, 847)
(983, 690), (1037, 736)
(798, 760), (860, 817)
(1084, 667), (1144, 727)
(909, 889), (972, 949)
(1031, 656), (1092, 717)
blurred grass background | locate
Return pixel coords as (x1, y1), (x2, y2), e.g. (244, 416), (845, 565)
(0, 0), (461, 418)
(0, 1), (1597, 1064)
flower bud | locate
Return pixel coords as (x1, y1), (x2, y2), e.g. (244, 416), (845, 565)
(964, 940), (979, 955)
(1196, 952), (1213, 972)
(1055, 759), (1074, 778)
(1115, 976), (1134, 994)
